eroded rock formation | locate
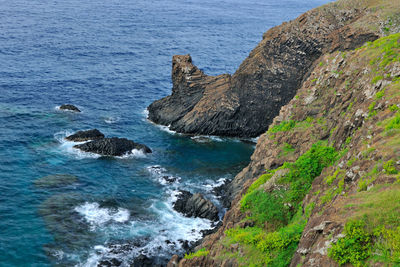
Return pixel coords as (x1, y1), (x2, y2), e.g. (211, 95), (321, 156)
(148, 1), (380, 138)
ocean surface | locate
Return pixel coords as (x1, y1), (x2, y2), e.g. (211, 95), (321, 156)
(0, 0), (332, 266)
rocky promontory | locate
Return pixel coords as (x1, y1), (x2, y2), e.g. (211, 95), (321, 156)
(148, 1), (380, 137)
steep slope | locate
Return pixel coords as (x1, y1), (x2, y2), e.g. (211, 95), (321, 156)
(168, 28), (400, 267)
(148, 0), (392, 137)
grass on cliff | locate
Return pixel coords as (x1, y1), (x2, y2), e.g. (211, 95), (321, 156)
(330, 184), (400, 265)
(184, 248), (210, 259)
(220, 142), (338, 266)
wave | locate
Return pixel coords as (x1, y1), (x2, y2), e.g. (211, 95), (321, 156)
(74, 202), (130, 230)
(146, 165), (181, 185)
(77, 188), (214, 266)
(116, 149), (147, 159)
(54, 130), (100, 159)
(103, 116), (120, 124)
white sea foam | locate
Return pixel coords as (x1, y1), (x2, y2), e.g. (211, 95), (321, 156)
(104, 116), (120, 124)
(146, 165), (181, 185)
(116, 149), (147, 159)
(74, 202), (130, 230)
(142, 108), (149, 118)
(54, 130), (100, 159)
(78, 188), (214, 266)
(191, 135), (223, 142)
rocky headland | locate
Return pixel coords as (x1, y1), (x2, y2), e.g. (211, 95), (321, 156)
(147, 0), (384, 138)
(148, 0), (400, 266)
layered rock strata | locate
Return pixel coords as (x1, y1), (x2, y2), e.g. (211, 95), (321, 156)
(148, 0), (380, 138)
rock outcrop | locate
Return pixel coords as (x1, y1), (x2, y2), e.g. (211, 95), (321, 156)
(59, 104), (81, 112)
(173, 191), (219, 221)
(74, 137), (152, 156)
(148, 0), (381, 138)
(66, 129), (105, 142)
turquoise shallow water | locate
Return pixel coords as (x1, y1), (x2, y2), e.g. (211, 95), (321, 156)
(0, 0), (332, 265)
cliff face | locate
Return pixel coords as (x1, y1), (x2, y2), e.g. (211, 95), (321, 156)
(148, 0), (383, 138)
(166, 0), (400, 266)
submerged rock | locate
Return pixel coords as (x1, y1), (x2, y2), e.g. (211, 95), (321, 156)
(59, 104), (81, 112)
(34, 174), (78, 188)
(66, 129), (105, 142)
(173, 190), (219, 221)
(74, 137), (152, 156)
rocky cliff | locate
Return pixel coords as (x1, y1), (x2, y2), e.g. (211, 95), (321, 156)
(147, 0), (388, 138)
(164, 0), (400, 266)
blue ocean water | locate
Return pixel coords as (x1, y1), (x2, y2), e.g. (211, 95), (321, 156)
(0, 0), (332, 266)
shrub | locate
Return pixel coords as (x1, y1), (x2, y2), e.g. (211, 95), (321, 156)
(184, 248), (209, 259)
(386, 114), (400, 131)
(268, 120), (296, 133)
(328, 220), (372, 266)
(241, 190), (290, 228)
(383, 160), (398, 174)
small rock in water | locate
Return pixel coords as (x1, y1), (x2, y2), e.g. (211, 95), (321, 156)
(162, 175), (177, 183)
(34, 174), (78, 188)
(74, 137), (152, 156)
(59, 104), (81, 112)
(131, 254), (158, 267)
(98, 258), (122, 267)
(173, 190), (219, 221)
(66, 129), (105, 142)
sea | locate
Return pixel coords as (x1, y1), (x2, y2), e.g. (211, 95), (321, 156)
(0, 0), (332, 266)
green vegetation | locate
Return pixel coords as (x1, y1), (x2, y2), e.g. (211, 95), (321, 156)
(358, 164), (379, 191)
(225, 212), (305, 267)
(267, 117), (325, 135)
(389, 104), (399, 112)
(184, 248), (210, 259)
(383, 160), (398, 174)
(328, 220), (372, 266)
(371, 75), (383, 84)
(325, 169), (344, 186)
(375, 89), (385, 99)
(368, 101), (377, 117)
(385, 113), (400, 131)
(221, 142), (339, 266)
(366, 33), (400, 68)
(279, 143), (295, 158)
(268, 120), (296, 134)
(330, 185), (400, 265)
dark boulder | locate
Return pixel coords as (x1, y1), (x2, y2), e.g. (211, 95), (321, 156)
(98, 258), (122, 267)
(130, 254), (160, 267)
(59, 104), (81, 112)
(74, 137), (152, 156)
(66, 129), (105, 142)
(173, 190), (219, 221)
